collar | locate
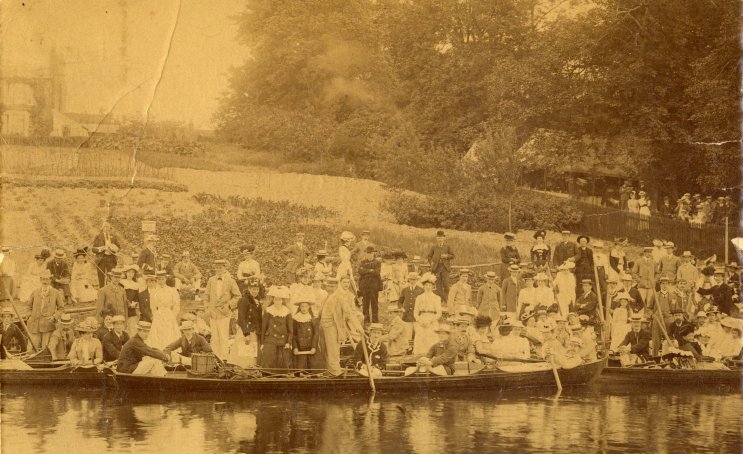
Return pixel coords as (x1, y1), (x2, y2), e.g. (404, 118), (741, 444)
(266, 304), (290, 317)
(292, 312), (313, 323)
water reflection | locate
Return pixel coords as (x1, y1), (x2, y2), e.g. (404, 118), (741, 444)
(1, 386), (740, 453)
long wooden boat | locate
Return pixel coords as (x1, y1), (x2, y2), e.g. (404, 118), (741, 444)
(0, 362), (112, 387)
(600, 365), (741, 387)
(109, 358), (606, 394)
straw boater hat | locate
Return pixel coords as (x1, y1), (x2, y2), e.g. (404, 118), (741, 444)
(340, 231), (355, 242)
(137, 321), (152, 331)
(485, 271), (497, 278)
(504, 232), (515, 240)
(53, 248), (66, 258)
(179, 320), (195, 331)
(367, 323), (385, 333)
(561, 230), (571, 235)
(508, 264), (520, 272)
(111, 315), (126, 324)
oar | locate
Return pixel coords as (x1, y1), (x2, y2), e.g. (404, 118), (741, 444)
(478, 352), (546, 363)
(359, 334), (376, 392)
(8, 298), (38, 352)
(548, 353), (563, 392)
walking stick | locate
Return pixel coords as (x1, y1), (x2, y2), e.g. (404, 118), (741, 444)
(359, 332), (376, 393)
(8, 298), (38, 352)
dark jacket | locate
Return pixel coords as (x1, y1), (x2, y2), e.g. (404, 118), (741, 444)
(163, 334), (211, 357)
(399, 285), (424, 323)
(116, 334), (169, 373)
(137, 289), (154, 323)
(137, 248), (157, 273)
(0, 322), (27, 359)
(237, 293), (263, 341)
(426, 339), (458, 375)
(574, 291), (599, 325)
(574, 247), (594, 277)
(697, 284), (734, 315)
(101, 330), (130, 362)
(358, 259), (382, 292)
(619, 329), (651, 356)
(92, 233), (121, 263)
(428, 244), (455, 273)
(553, 241), (577, 267)
(353, 339), (387, 370)
(292, 315), (319, 352)
(261, 307), (293, 346)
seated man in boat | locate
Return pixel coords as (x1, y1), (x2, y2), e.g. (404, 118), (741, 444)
(540, 323), (581, 368)
(353, 323), (388, 377)
(68, 320), (104, 366)
(0, 307), (26, 358)
(617, 315), (651, 363)
(450, 316), (479, 363)
(47, 314), (76, 361)
(416, 323), (458, 375)
(492, 318), (531, 360)
(568, 322), (598, 361)
(102, 315), (130, 362)
(163, 320), (212, 366)
(117, 321), (170, 376)
(383, 305), (411, 357)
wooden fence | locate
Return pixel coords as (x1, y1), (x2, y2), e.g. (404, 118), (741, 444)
(575, 201), (739, 260)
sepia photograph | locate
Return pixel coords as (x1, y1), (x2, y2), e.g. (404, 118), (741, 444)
(0, 0), (741, 452)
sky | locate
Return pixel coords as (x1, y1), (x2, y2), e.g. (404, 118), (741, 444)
(0, 0), (249, 129)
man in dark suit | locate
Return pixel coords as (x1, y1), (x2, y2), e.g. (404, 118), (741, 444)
(137, 235), (158, 273)
(102, 315), (130, 361)
(427, 231), (455, 303)
(116, 321), (169, 375)
(0, 307), (26, 358)
(399, 272), (424, 325)
(358, 246), (383, 323)
(574, 279), (599, 333)
(620, 275), (645, 313)
(91, 222), (121, 287)
(163, 320), (212, 363)
(499, 232), (521, 283)
(553, 230), (577, 267)
(136, 272), (156, 325)
(573, 235), (594, 296)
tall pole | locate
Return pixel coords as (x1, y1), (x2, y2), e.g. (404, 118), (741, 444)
(724, 216), (729, 284)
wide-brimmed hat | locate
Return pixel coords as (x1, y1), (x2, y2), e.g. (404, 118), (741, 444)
(533, 230), (546, 240)
(695, 311), (707, 318)
(474, 315), (492, 328)
(456, 305), (477, 317)
(136, 321), (152, 331)
(576, 235), (590, 243)
(433, 323), (451, 334)
(76, 321), (95, 333)
(73, 248), (87, 258)
(615, 292), (632, 301)
(436, 230), (446, 238)
(420, 272), (437, 285)
(123, 264), (140, 274)
(340, 231), (356, 242)
(269, 286), (292, 300)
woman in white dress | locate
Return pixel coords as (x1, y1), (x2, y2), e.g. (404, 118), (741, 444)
(413, 273), (443, 355)
(637, 191), (651, 217)
(70, 250), (99, 304)
(627, 191), (640, 214)
(18, 253), (46, 302)
(553, 263), (576, 316)
(336, 231), (356, 287)
(147, 273), (181, 349)
(610, 293), (632, 350)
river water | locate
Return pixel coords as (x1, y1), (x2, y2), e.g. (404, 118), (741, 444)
(1, 383), (741, 453)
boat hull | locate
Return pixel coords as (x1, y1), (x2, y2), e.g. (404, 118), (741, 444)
(110, 358), (606, 394)
(0, 364), (111, 387)
(600, 366), (741, 387)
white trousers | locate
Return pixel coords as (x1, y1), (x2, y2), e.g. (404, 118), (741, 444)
(210, 316), (231, 359)
(132, 356), (167, 377)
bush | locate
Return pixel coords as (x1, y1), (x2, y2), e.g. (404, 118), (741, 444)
(110, 207), (337, 284)
(384, 188), (583, 232)
(191, 193), (338, 221)
(0, 175), (188, 192)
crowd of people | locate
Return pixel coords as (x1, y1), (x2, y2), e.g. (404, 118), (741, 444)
(0, 223), (741, 378)
(617, 180), (735, 225)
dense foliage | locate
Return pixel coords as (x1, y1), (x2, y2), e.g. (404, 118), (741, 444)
(216, 0), (739, 194)
(0, 176), (188, 192)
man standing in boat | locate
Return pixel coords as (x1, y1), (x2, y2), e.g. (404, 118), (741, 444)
(27, 270), (66, 350)
(117, 321), (170, 376)
(427, 230), (455, 304)
(203, 259), (241, 359)
(318, 275), (363, 377)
